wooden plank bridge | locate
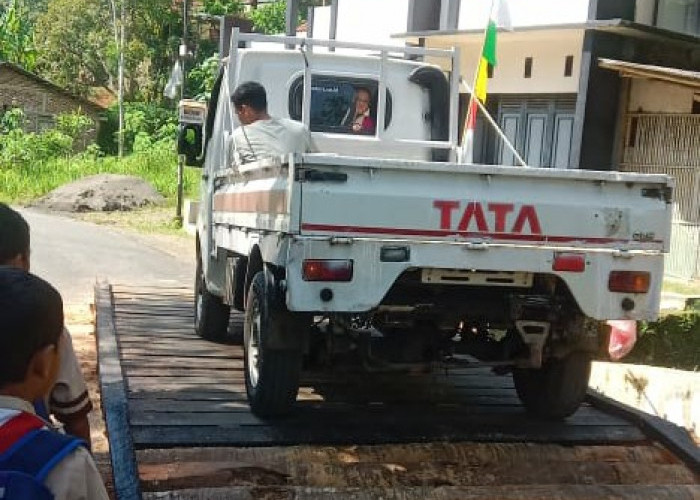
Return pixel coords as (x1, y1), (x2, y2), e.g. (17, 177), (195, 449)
(96, 283), (700, 499)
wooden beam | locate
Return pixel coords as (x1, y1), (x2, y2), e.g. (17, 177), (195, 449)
(95, 281), (142, 500)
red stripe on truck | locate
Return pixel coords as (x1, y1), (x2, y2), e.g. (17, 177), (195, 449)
(300, 223), (662, 245)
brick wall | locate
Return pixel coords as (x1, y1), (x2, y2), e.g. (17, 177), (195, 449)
(0, 67), (103, 147)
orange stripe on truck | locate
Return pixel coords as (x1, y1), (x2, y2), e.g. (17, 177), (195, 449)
(214, 191), (288, 214)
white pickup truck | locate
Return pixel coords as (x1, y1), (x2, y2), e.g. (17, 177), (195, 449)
(178, 32), (673, 419)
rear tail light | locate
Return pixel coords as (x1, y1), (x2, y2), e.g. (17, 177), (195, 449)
(552, 252), (586, 272)
(608, 271), (650, 293)
(302, 259), (353, 282)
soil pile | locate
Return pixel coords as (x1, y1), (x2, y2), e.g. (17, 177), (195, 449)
(34, 174), (164, 212)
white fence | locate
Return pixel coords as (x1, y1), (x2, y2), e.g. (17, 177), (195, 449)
(621, 113), (700, 281)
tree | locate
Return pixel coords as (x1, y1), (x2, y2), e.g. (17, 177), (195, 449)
(34, 0), (114, 96)
(249, 0), (290, 34)
(0, 0), (38, 70)
(201, 0), (245, 16)
(34, 0), (182, 101)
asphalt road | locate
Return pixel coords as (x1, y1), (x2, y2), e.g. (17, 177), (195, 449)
(20, 208), (195, 303)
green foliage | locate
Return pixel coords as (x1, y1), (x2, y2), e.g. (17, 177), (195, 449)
(625, 312), (700, 371)
(250, 0), (291, 34)
(98, 102), (177, 155)
(0, 129), (73, 166)
(0, 141), (199, 205)
(34, 0), (182, 100)
(34, 0), (113, 96)
(0, 0), (37, 70)
(202, 0), (245, 16)
(55, 111), (94, 140)
(0, 107), (26, 134)
(187, 54), (220, 101)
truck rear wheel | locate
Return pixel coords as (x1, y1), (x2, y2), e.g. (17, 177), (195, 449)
(244, 271), (302, 417)
(194, 257), (230, 341)
(513, 351), (592, 419)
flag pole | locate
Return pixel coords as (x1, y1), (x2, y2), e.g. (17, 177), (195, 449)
(461, 80), (527, 167)
(459, 0), (495, 163)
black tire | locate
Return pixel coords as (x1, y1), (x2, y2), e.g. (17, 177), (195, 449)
(194, 257), (230, 341)
(513, 351), (592, 419)
(243, 271), (302, 417)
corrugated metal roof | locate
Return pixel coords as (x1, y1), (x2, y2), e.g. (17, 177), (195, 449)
(598, 58), (700, 90)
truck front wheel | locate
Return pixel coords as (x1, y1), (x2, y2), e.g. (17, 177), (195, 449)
(194, 257), (230, 341)
(513, 351), (592, 419)
(244, 270), (302, 417)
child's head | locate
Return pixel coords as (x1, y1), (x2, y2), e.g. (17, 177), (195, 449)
(0, 267), (63, 401)
(0, 203), (30, 270)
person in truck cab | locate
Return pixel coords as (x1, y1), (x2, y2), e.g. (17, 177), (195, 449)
(230, 81), (315, 164)
(341, 87), (376, 135)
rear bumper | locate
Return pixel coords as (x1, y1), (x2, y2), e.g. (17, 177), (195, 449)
(284, 236), (664, 320)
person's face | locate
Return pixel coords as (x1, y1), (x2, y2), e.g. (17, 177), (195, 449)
(355, 90), (370, 115)
(235, 104), (256, 126)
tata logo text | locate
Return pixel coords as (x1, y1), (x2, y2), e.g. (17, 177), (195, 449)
(433, 201), (542, 234)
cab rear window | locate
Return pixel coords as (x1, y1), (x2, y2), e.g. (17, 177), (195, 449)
(289, 76), (391, 135)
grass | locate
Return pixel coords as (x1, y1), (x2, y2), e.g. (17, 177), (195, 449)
(0, 144), (202, 235)
(662, 278), (700, 296)
(0, 147), (200, 205)
(74, 206), (192, 238)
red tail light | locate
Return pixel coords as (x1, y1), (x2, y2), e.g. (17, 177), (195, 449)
(302, 260), (353, 282)
(608, 271), (650, 293)
(553, 252), (586, 272)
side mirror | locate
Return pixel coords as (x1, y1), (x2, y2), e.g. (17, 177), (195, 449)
(178, 124), (204, 167)
(178, 99), (207, 167)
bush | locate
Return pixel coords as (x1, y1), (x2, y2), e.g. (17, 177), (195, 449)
(0, 107), (26, 134)
(0, 129), (73, 166)
(55, 111), (94, 143)
(624, 312), (700, 371)
(97, 102), (177, 155)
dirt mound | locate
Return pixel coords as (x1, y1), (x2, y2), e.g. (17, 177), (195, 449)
(35, 174), (165, 212)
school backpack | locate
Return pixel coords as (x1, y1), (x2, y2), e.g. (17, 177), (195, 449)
(0, 411), (85, 499)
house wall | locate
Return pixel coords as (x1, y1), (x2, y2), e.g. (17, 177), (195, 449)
(312, 0), (409, 47)
(0, 68), (101, 144)
(628, 79), (696, 113)
(427, 30), (584, 94)
(457, 0), (590, 30)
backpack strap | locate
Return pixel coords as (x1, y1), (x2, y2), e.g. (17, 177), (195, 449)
(0, 412), (45, 455)
(0, 412), (86, 482)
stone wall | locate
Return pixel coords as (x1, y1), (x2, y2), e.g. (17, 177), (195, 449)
(590, 361), (699, 439)
(0, 66), (103, 147)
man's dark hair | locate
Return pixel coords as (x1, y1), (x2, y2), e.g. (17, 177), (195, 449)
(0, 267), (63, 386)
(0, 203), (30, 264)
(231, 81), (268, 112)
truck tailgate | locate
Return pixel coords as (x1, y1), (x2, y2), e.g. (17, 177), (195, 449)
(297, 156), (673, 252)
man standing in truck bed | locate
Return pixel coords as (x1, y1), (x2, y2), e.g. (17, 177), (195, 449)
(230, 81), (315, 164)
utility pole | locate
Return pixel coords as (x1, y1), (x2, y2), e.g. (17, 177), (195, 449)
(175, 0), (189, 227)
(107, 0), (125, 159)
(118, 0), (125, 158)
